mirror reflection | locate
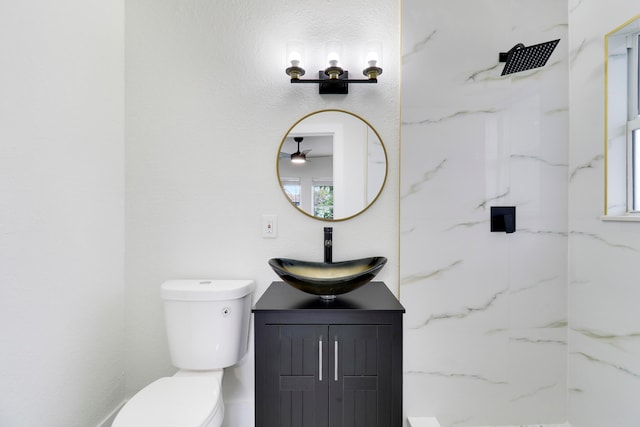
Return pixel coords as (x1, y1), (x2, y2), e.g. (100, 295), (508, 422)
(277, 110), (387, 221)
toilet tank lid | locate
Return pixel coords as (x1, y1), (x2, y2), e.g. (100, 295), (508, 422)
(161, 279), (255, 301)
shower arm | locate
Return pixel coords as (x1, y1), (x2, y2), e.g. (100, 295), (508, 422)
(499, 43), (525, 62)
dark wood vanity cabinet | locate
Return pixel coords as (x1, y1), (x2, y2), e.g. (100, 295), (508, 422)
(253, 282), (405, 427)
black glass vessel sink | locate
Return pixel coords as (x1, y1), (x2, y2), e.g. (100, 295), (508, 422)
(268, 256), (387, 299)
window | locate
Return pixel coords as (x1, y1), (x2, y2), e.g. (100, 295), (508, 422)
(312, 180), (333, 219)
(630, 34), (640, 211)
(604, 16), (640, 218)
(281, 178), (301, 206)
(633, 129), (640, 210)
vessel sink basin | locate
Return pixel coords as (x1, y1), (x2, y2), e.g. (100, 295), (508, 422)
(268, 256), (387, 299)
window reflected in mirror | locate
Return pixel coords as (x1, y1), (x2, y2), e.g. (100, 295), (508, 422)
(281, 178), (302, 207)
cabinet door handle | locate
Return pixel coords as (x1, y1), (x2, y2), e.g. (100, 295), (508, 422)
(334, 339), (338, 381)
(319, 339), (323, 381)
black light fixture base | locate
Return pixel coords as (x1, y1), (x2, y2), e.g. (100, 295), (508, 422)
(319, 70), (349, 94)
(289, 70), (378, 94)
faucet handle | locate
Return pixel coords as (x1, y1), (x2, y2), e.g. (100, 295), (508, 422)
(324, 227), (333, 246)
(323, 227), (333, 263)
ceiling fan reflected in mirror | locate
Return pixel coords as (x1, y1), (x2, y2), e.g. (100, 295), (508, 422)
(289, 137), (311, 164)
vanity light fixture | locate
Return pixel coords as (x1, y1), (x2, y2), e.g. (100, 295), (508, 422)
(286, 41), (383, 94)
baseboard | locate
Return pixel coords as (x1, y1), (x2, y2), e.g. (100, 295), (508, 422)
(97, 400), (127, 427)
(471, 424), (571, 427)
(407, 419), (571, 427)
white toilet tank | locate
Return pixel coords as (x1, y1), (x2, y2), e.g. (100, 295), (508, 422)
(161, 279), (255, 370)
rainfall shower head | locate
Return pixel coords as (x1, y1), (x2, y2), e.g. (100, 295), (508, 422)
(499, 39), (560, 75)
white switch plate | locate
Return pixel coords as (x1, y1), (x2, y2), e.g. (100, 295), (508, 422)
(262, 214), (277, 238)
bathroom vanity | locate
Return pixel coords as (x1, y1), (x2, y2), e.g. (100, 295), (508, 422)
(253, 281), (405, 427)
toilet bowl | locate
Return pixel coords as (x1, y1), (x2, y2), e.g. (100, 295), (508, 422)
(112, 279), (255, 427)
(113, 370), (224, 427)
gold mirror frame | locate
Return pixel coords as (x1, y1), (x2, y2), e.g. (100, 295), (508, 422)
(276, 109), (388, 222)
(604, 13), (640, 215)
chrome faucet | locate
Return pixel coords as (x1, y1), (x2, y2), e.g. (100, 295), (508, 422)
(324, 227), (333, 263)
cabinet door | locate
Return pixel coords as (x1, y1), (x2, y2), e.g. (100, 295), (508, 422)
(259, 324), (329, 427)
(329, 324), (393, 427)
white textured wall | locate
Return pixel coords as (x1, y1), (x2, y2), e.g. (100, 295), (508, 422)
(124, 0), (400, 424)
(568, 1), (640, 426)
(0, 1), (125, 426)
(401, 1), (568, 425)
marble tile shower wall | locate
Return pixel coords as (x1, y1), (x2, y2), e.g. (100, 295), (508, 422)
(568, 1), (640, 427)
(401, 1), (568, 426)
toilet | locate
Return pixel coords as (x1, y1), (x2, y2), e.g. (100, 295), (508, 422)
(113, 279), (255, 427)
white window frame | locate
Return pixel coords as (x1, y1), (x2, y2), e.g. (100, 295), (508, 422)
(280, 177), (302, 207)
(603, 18), (640, 221)
(628, 34), (640, 212)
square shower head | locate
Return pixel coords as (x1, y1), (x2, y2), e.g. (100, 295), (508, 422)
(499, 39), (560, 76)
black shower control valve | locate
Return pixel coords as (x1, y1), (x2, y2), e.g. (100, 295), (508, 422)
(491, 206), (516, 234)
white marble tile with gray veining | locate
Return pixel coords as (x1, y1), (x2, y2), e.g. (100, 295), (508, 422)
(402, 0), (569, 424)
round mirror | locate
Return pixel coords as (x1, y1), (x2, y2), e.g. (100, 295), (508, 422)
(277, 110), (388, 221)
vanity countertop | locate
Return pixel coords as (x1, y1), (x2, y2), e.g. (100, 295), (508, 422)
(253, 281), (405, 313)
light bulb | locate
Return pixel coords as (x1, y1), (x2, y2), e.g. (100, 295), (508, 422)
(285, 42), (305, 79)
(289, 51), (301, 67)
(366, 51), (378, 67)
(327, 51), (340, 67)
(291, 154), (306, 164)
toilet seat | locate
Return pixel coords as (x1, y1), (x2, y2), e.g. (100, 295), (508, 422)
(112, 376), (223, 427)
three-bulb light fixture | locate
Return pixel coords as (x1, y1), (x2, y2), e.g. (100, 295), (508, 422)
(285, 42), (383, 94)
